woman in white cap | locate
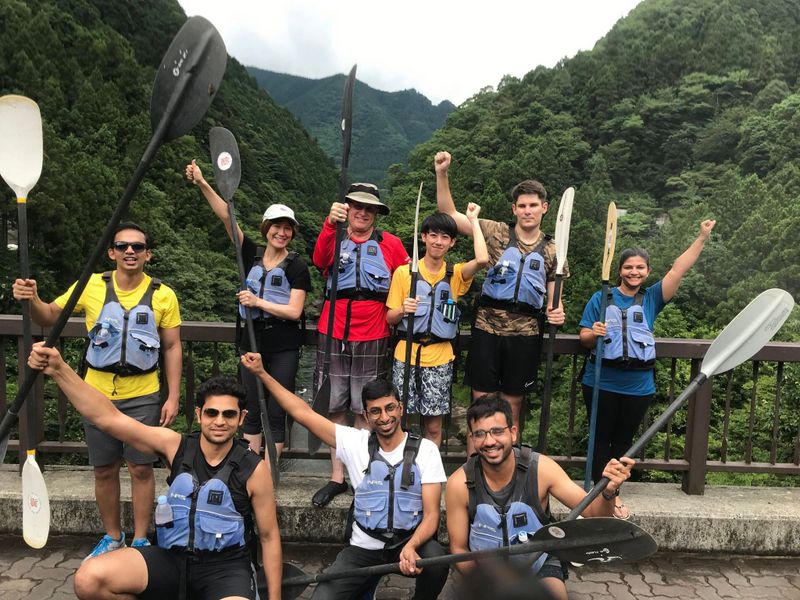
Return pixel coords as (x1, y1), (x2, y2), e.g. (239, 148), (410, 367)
(186, 160), (311, 457)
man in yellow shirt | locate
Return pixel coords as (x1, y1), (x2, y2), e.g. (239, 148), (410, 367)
(12, 222), (182, 559)
(386, 204), (488, 446)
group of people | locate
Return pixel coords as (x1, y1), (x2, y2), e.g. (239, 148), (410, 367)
(13, 150), (715, 599)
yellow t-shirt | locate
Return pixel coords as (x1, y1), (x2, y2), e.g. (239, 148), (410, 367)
(55, 272), (181, 400)
(387, 261), (473, 367)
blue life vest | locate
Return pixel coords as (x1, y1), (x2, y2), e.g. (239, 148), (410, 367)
(352, 432), (423, 548)
(327, 230), (391, 302)
(239, 249), (296, 321)
(85, 272), (161, 376)
(157, 433), (258, 553)
(397, 263), (460, 343)
(594, 290), (656, 370)
(480, 228), (549, 316)
(465, 446), (550, 573)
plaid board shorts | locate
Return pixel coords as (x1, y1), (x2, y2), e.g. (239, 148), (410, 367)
(392, 359), (453, 416)
(314, 333), (389, 414)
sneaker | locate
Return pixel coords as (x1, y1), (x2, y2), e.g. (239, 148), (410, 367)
(311, 480), (349, 508)
(131, 537), (151, 548)
(84, 533), (126, 562)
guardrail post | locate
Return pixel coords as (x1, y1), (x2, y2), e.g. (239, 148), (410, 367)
(682, 368), (712, 495)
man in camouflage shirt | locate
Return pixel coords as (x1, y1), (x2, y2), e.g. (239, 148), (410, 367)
(435, 151), (567, 445)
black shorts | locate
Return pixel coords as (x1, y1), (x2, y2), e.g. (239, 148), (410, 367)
(135, 546), (256, 600)
(465, 327), (542, 396)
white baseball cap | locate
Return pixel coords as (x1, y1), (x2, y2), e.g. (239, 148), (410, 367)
(262, 204), (299, 226)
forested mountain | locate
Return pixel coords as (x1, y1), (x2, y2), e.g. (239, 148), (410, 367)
(386, 0), (799, 342)
(0, 0), (338, 321)
(247, 67), (455, 186)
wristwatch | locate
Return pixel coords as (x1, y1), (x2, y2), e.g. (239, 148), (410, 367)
(602, 487), (620, 501)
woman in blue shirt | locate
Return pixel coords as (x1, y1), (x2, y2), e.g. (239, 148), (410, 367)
(579, 219), (715, 518)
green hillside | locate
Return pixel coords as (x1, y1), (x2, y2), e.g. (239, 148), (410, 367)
(247, 67), (455, 186)
(0, 0), (338, 321)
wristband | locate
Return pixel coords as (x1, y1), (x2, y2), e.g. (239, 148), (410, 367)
(602, 488), (620, 501)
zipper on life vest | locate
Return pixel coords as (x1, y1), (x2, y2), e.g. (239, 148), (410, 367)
(511, 254), (526, 304)
(187, 484), (199, 551)
(386, 466), (396, 534)
(119, 309), (131, 369)
(354, 244), (362, 292)
(500, 507), (510, 547)
(621, 309), (629, 362)
(257, 271), (268, 320)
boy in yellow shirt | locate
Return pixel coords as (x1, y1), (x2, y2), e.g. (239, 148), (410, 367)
(386, 204), (488, 445)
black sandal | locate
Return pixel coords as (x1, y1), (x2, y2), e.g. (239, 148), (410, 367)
(312, 480), (349, 508)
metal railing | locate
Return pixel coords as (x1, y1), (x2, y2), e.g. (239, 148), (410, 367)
(2, 314), (799, 494)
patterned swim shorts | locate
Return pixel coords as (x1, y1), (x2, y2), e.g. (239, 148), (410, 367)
(392, 359), (453, 416)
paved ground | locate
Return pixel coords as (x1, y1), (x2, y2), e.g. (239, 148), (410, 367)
(0, 535), (798, 599)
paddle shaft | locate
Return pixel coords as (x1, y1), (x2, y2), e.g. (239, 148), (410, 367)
(0, 46), (199, 447)
(584, 280), (610, 489)
(16, 199), (36, 451)
(400, 270), (419, 429)
(536, 274), (563, 452)
(570, 373), (706, 518)
(227, 201), (279, 485)
(283, 527), (639, 587)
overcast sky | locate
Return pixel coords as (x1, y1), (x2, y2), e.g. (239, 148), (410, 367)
(178, 1), (643, 106)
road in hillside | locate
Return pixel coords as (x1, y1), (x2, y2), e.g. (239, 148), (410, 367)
(0, 535), (798, 599)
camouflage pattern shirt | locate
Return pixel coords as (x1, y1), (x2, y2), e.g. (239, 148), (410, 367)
(474, 219), (569, 337)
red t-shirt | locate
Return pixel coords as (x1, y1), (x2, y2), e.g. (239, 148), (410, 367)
(313, 218), (409, 341)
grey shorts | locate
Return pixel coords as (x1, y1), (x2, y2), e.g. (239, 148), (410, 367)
(83, 392), (161, 466)
(314, 333), (389, 414)
(392, 359), (453, 416)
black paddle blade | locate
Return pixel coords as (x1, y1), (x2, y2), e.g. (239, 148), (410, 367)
(533, 518), (657, 564)
(259, 562), (308, 600)
(151, 16), (226, 142)
(209, 126), (241, 201)
(340, 64), (356, 171)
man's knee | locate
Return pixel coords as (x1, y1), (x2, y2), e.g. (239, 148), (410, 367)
(127, 462), (155, 482)
(74, 561), (105, 599)
(94, 461), (122, 482)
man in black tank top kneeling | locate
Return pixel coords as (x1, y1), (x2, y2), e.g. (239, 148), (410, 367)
(28, 344), (282, 600)
(445, 394), (635, 600)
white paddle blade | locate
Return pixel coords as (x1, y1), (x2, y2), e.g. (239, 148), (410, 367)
(554, 187), (574, 275)
(411, 181), (423, 270)
(0, 96), (43, 199)
(702, 288), (794, 377)
(22, 450), (50, 549)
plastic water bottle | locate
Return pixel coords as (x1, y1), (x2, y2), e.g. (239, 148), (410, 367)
(517, 531), (529, 544)
(154, 495), (173, 528)
(97, 323), (110, 339)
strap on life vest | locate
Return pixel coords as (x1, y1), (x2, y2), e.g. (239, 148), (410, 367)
(366, 430), (422, 490)
(465, 445), (535, 523)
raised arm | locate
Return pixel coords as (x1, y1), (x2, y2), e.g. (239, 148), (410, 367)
(247, 460), (282, 600)
(186, 159), (243, 244)
(11, 279), (62, 327)
(435, 151), (472, 236)
(28, 343), (181, 461)
(460, 203), (490, 280)
(241, 352), (336, 447)
(661, 219), (716, 301)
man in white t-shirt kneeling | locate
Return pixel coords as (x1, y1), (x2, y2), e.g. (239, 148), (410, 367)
(242, 352), (449, 599)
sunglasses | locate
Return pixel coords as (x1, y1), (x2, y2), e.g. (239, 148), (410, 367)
(202, 408), (240, 419)
(112, 241), (147, 253)
(470, 426), (509, 441)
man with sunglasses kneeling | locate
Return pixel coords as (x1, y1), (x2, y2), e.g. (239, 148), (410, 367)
(12, 222), (182, 560)
(28, 344), (282, 600)
(243, 352), (449, 599)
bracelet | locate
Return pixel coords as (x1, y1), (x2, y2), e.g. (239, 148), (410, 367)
(601, 488), (620, 501)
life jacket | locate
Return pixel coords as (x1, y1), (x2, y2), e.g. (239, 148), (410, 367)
(480, 228), (549, 316)
(85, 272), (161, 376)
(593, 289), (656, 370)
(239, 248), (296, 321)
(465, 446), (550, 573)
(327, 230), (391, 302)
(351, 432), (423, 549)
(157, 433), (259, 553)
(396, 263), (460, 343)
